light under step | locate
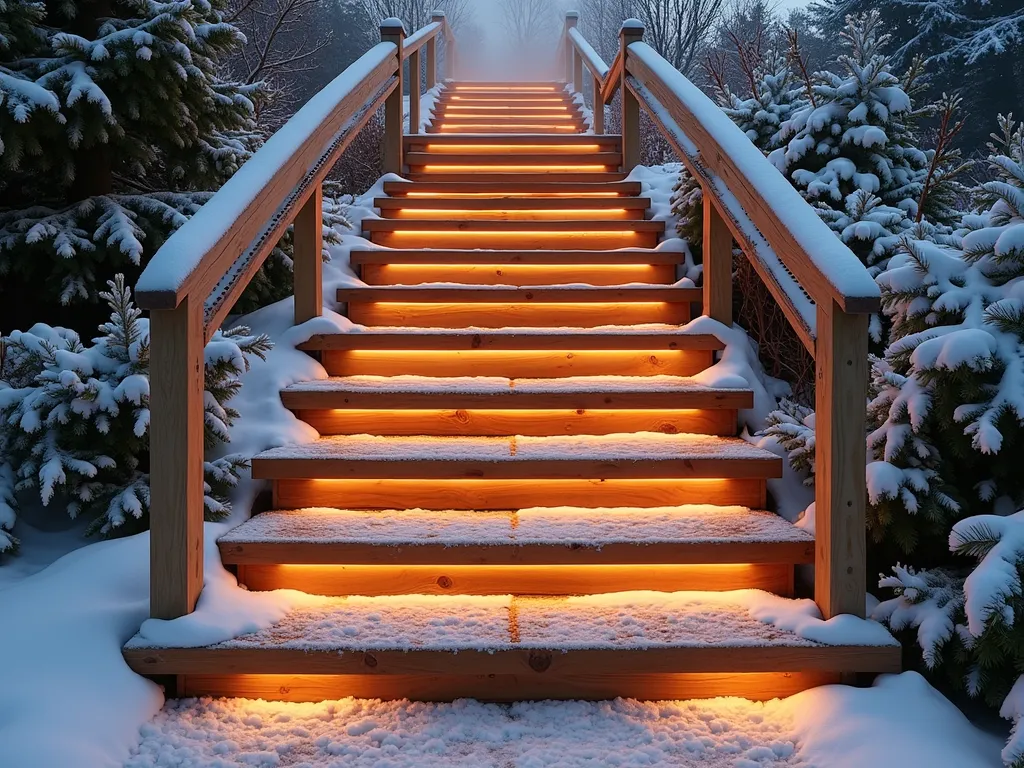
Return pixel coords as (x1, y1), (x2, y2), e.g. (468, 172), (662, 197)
(250, 432), (783, 480)
(219, 506), (813, 565)
(381, 181), (643, 197)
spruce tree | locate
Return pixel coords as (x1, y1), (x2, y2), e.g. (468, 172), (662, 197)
(0, 0), (260, 332)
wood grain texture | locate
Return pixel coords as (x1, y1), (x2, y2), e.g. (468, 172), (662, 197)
(337, 286), (691, 303)
(292, 185), (323, 325)
(408, 47), (421, 134)
(381, 180), (641, 196)
(148, 299), (205, 619)
(403, 135), (620, 149)
(373, 196), (650, 211)
(302, 331), (725, 351)
(620, 26), (644, 172)
(273, 478), (767, 510)
(381, 25), (404, 175)
(349, 247), (676, 265)
(703, 196), (733, 326)
(345, 301), (689, 328)
(234, 563), (798, 595)
(815, 301), (869, 619)
(359, 263), (678, 286)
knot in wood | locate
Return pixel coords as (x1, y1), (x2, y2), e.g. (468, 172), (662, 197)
(436, 575), (453, 589)
(528, 651), (553, 673)
(363, 652), (378, 668)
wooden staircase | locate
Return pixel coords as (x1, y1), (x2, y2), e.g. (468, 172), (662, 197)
(124, 81), (900, 702)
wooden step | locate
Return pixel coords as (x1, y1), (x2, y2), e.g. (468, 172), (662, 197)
(442, 95), (575, 102)
(363, 219), (663, 249)
(435, 106), (584, 115)
(374, 197), (650, 217)
(281, 374), (747, 436)
(405, 134), (621, 150)
(359, 263), (678, 286)
(404, 172), (629, 184)
(405, 153), (617, 167)
(303, 327), (721, 378)
(350, 248), (683, 265)
(428, 126), (585, 135)
(338, 286), (694, 303)
(382, 180), (642, 196)
(219, 506), (810, 566)
(250, 433), (783, 481)
(123, 590), (901, 702)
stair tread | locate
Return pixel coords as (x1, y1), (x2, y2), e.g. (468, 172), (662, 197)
(350, 249), (682, 265)
(337, 285), (697, 301)
(124, 589), (897, 654)
(252, 432), (778, 463)
(219, 506), (811, 547)
(283, 374), (747, 396)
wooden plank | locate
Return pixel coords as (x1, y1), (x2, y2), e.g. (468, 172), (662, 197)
(592, 70), (605, 134)
(427, 126), (585, 135)
(292, 185), (323, 325)
(346, 301), (690, 328)
(369, 231), (660, 250)
(322, 348), (716, 378)
(124, 645), (902, 677)
(374, 196), (650, 211)
(404, 134), (620, 148)
(301, 331), (724, 351)
(360, 263), (678, 286)
(349, 247), (679, 265)
(362, 219), (664, 233)
(434, 105), (585, 115)
(405, 153), (613, 167)
(235, 563), (797, 595)
(148, 298), (205, 619)
(381, 22), (404, 175)
(296, 406), (733, 436)
(380, 207), (638, 222)
(338, 286), (694, 302)
(815, 301), (869, 619)
(222, 540), (811, 567)
(274, 478), (767, 510)
(625, 53), (879, 314)
(620, 25), (643, 172)
(403, 173), (629, 184)
(600, 48), (623, 104)
(177, 671), (842, 703)
(250, 455), (783, 481)
(280, 387), (753, 411)
(382, 180), (641, 196)
(703, 194), (733, 325)
(425, 31), (436, 90)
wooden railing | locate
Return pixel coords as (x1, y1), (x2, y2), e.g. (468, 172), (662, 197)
(134, 16), (454, 620)
(562, 15), (880, 620)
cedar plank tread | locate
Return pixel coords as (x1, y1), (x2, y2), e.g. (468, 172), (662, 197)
(381, 180), (642, 195)
(373, 196), (651, 210)
(123, 645), (901, 676)
(361, 219), (665, 233)
(297, 331), (726, 351)
(349, 249), (685, 265)
(337, 286), (698, 303)
(404, 173), (630, 183)
(404, 134), (622, 147)
(405, 153), (618, 166)
(279, 385), (752, 411)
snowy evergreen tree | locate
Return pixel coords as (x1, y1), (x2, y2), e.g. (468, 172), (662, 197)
(0, 275), (271, 550)
(769, 12), (927, 255)
(0, 0), (261, 332)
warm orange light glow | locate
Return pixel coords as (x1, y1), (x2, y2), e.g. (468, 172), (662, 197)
(384, 229), (640, 237)
(389, 208), (630, 220)
(420, 165), (612, 172)
(424, 144), (603, 152)
(450, 96), (567, 102)
(437, 113), (578, 120)
(454, 86), (559, 91)
(437, 124), (578, 131)
(404, 191), (623, 198)
(442, 105), (570, 111)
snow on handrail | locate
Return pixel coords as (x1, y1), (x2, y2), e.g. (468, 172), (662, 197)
(627, 41), (880, 313)
(135, 42), (397, 309)
(568, 27), (609, 81)
(404, 21), (442, 58)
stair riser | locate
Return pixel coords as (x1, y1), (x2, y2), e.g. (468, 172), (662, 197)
(322, 349), (715, 378)
(295, 408), (736, 437)
(170, 671), (842, 703)
(404, 172), (630, 183)
(345, 302), (690, 327)
(234, 563), (794, 597)
(360, 264), (677, 286)
(368, 232), (661, 249)
(273, 478), (767, 510)
(378, 209), (638, 221)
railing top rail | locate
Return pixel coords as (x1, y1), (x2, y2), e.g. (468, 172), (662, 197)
(567, 27), (609, 80)
(404, 20), (442, 58)
(135, 41), (398, 311)
(625, 42), (879, 313)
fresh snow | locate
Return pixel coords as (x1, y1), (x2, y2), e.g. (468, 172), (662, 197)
(218, 505), (811, 546)
(252, 432), (780, 462)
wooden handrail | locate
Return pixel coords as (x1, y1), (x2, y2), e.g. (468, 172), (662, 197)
(138, 17), (452, 621)
(564, 16), (876, 623)
(568, 27), (609, 81)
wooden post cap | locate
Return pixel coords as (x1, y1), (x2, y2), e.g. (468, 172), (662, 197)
(380, 17), (406, 36)
(621, 18), (644, 32)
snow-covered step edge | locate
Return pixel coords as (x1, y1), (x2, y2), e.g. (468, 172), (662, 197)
(124, 590), (898, 656)
(217, 507), (813, 567)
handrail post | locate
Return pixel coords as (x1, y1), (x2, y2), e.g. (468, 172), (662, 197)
(592, 70), (604, 134)
(293, 185), (323, 325)
(815, 301), (869, 620)
(409, 45), (422, 134)
(149, 298), (205, 619)
(428, 12), (443, 90)
(702, 197), (733, 325)
(381, 19), (405, 175)
(564, 12), (578, 84)
(620, 20), (644, 172)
